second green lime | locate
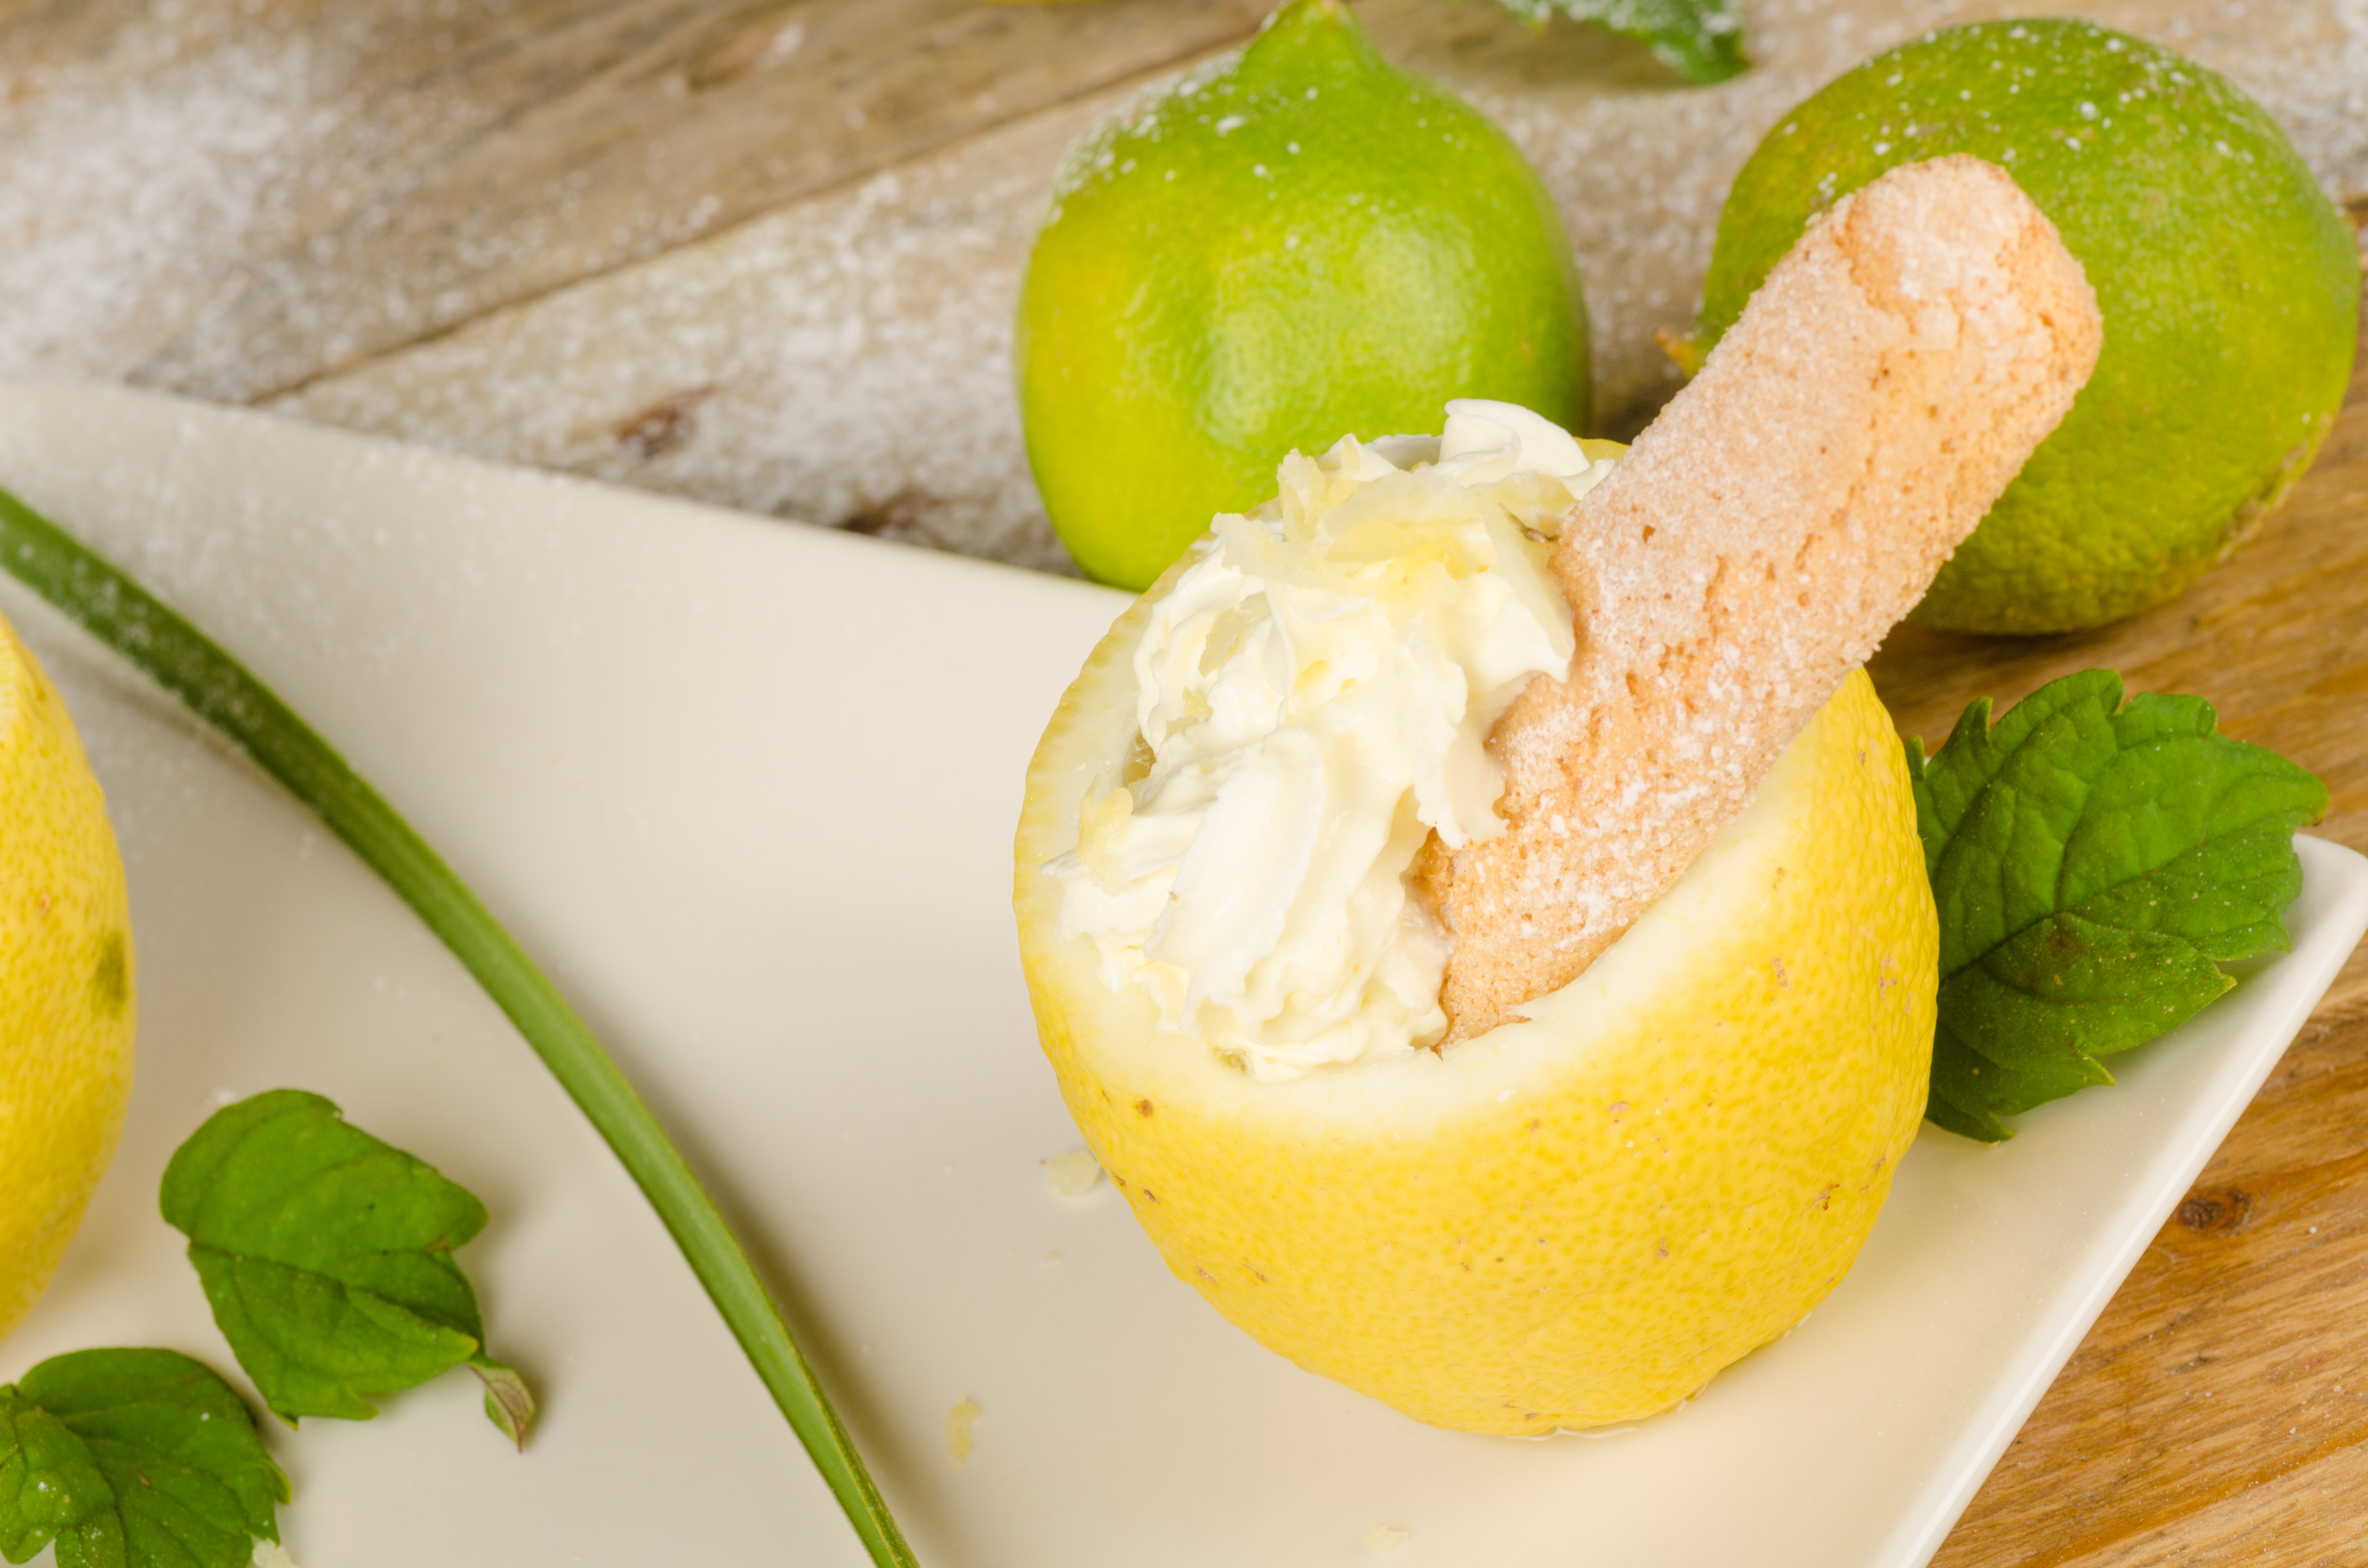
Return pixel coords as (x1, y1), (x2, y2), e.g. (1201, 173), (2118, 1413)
(1693, 20), (2358, 635)
(1018, 0), (1590, 589)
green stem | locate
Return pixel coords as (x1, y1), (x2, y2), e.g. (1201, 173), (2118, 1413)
(0, 485), (918, 1568)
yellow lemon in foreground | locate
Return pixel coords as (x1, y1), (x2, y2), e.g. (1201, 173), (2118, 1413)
(0, 615), (135, 1341)
(1016, 591), (1933, 1433)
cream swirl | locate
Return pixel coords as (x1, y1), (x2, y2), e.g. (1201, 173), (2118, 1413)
(1047, 401), (1614, 1081)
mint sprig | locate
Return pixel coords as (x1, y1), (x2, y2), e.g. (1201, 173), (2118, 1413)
(161, 1090), (533, 1444)
(1491, 0), (1746, 84)
(1909, 670), (2328, 1141)
(0, 1349), (286, 1568)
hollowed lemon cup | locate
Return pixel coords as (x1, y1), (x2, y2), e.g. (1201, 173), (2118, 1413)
(1014, 589), (1934, 1434)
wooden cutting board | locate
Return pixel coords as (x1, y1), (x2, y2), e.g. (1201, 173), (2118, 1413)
(3, 0), (2365, 1561)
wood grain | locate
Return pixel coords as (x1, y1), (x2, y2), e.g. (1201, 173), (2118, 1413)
(136, 0), (1279, 402)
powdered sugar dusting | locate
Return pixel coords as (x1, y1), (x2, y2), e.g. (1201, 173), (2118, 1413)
(2148, 0), (2368, 202)
(0, 23), (462, 386)
(270, 106), (1084, 575)
(0, 31), (332, 379)
(1430, 156), (2100, 1036)
(1461, 0), (1969, 434)
(1461, 0), (2368, 440)
(6, 2), (2358, 573)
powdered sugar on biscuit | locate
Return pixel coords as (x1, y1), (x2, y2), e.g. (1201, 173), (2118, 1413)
(1428, 157), (2104, 1039)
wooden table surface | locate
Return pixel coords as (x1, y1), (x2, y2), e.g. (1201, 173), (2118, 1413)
(4, 0), (2365, 1561)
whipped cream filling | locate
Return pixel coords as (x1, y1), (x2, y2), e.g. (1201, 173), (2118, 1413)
(1048, 401), (1616, 1082)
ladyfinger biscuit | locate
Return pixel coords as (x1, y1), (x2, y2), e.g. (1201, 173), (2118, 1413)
(1430, 155), (2103, 1040)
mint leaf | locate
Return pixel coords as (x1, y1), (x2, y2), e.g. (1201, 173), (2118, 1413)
(1909, 671), (2327, 1140)
(0, 1348), (286, 1568)
(161, 1090), (535, 1443)
(1491, 0), (1746, 83)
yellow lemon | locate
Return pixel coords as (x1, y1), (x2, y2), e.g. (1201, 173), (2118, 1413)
(0, 614), (135, 1341)
(1015, 580), (1933, 1433)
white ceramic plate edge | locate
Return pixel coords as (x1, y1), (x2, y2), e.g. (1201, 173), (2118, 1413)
(1, 381), (2362, 1567)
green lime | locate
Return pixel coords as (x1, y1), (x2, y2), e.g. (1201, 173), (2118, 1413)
(1017, 0), (1590, 590)
(1691, 20), (2359, 635)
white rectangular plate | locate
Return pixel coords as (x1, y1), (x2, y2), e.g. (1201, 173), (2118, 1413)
(2, 382), (2363, 1568)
